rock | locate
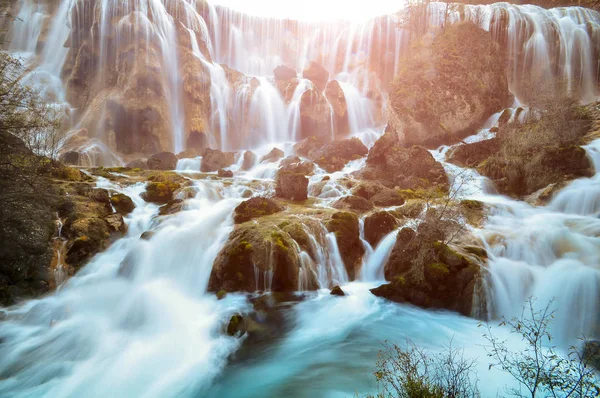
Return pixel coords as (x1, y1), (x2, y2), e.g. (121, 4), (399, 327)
(233, 197), (282, 224)
(141, 173), (185, 204)
(310, 137), (368, 172)
(390, 22), (511, 147)
(299, 89), (332, 141)
(447, 138), (499, 167)
(332, 195), (373, 213)
(242, 150), (257, 170)
(330, 286), (345, 296)
(327, 212), (364, 280)
(177, 149), (205, 159)
(325, 80), (349, 136)
(158, 199), (185, 216)
(275, 171), (309, 201)
(218, 169), (234, 178)
(110, 193), (135, 215)
(373, 225), (486, 317)
(89, 188), (111, 207)
(361, 135), (448, 192)
(294, 136), (326, 158)
(260, 147), (284, 163)
(65, 218), (111, 269)
(140, 231), (155, 240)
(105, 213), (127, 233)
(201, 149), (235, 172)
(364, 211), (398, 246)
(279, 156), (315, 175)
(227, 313), (247, 336)
(274, 65), (297, 81)
(186, 131), (208, 151)
(302, 61), (329, 92)
(147, 151), (178, 170)
(209, 221), (302, 293)
(61, 151), (80, 165)
(126, 158), (147, 169)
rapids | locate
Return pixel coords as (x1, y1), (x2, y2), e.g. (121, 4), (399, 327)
(1, 0), (600, 396)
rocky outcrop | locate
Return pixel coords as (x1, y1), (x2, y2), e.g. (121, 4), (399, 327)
(364, 211), (398, 247)
(141, 172), (186, 203)
(279, 156), (315, 175)
(302, 61), (329, 92)
(360, 130), (448, 192)
(147, 151), (178, 170)
(371, 225), (486, 317)
(233, 197), (282, 224)
(326, 211), (364, 280)
(110, 193), (135, 215)
(260, 147), (284, 163)
(390, 22), (511, 148)
(330, 286), (345, 296)
(201, 149), (235, 172)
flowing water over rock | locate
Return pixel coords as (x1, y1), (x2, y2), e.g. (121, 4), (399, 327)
(1, 1), (600, 396)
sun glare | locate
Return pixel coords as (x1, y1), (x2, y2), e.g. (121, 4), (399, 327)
(210, 0), (406, 21)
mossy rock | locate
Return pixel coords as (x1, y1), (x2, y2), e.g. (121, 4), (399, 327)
(110, 193), (135, 215)
(327, 211), (364, 280)
(233, 197), (282, 224)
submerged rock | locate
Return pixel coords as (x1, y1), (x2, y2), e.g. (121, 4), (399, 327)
(233, 197), (282, 224)
(147, 151), (178, 170)
(330, 286), (345, 296)
(227, 313), (247, 337)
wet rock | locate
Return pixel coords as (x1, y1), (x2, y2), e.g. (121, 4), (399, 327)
(332, 195), (373, 213)
(227, 313), (247, 337)
(310, 137), (368, 172)
(233, 197), (282, 224)
(327, 211), (364, 280)
(274, 65), (297, 81)
(390, 22), (511, 147)
(140, 173), (185, 204)
(89, 188), (111, 207)
(330, 286), (345, 296)
(158, 199), (185, 216)
(299, 89), (332, 140)
(325, 80), (349, 136)
(110, 193), (135, 215)
(260, 147), (285, 163)
(186, 131), (208, 151)
(147, 151), (178, 170)
(447, 138), (500, 167)
(353, 182), (406, 207)
(140, 231), (155, 240)
(361, 133), (448, 192)
(201, 149), (235, 172)
(364, 211), (398, 247)
(65, 217), (111, 269)
(60, 151), (80, 165)
(275, 171), (309, 201)
(218, 169), (234, 178)
(302, 61), (329, 92)
(294, 136), (326, 158)
(242, 150), (258, 170)
(279, 156), (315, 175)
(105, 213), (127, 233)
(126, 158), (147, 169)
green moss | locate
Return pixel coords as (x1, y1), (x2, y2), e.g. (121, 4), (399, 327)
(216, 290), (227, 300)
(270, 232), (289, 252)
(427, 262), (450, 276)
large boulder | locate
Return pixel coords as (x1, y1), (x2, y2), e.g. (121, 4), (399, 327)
(447, 138), (500, 167)
(279, 156), (315, 175)
(390, 22), (511, 147)
(294, 136), (326, 158)
(233, 197), (282, 224)
(332, 195), (373, 213)
(141, 173), (185, 204)
(110, 193), (135, 215)
(302, 61), (330, 92)
(352, 181), (406, 207)
(372, 225), (486, 317)
(361, 131), (448, 192)
(242, 150), (258, 170)
(326, 211), (365, 280)
(201, 149), (235, 172)
(309, 137), (368, 172)
(274, 65), (297, 81)
(364, 211), (398, 247)
(147, 151), (178, 170)
(275, 171), (309, 201)
(260, 147), (285, 163)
